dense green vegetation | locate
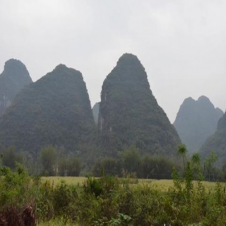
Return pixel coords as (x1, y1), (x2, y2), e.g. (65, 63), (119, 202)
(98, 53), (181, 156)
(93, 145), (226, 182)
(1, 144), (225, 181)
(0, 145), (81, 176)
(1, 160), (226, 225)
(0, 64), (95, 161)
(0, 59), (32, 117)
(174, 96), (223, 153)
(93, 146), (178, 179)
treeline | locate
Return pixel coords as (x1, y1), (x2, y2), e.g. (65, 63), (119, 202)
(93, 146), (178, 179)
(93, 145), (226, 181)
(0, 145), (81, 176)
(1, 144), (226, 181)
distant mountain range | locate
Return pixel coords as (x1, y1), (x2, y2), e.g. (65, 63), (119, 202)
(174, 96), (223, 153)
(1, 55), (225, 163)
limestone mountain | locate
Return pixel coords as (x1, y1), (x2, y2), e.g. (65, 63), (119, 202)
(92, 102), (100, 125)
(0, 59), (32, 117)
(200, 112), (226, 164)
(98, 53), (181, 156)
(0, 64), (95, 156)
(174, 96), (223, 153)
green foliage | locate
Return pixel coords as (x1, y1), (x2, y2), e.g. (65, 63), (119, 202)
(172, 167), (183, 193)
(2, 158), (226, 225)
(93, 157), (121, 177)
(184, 161), (193, 203)
(40, 146), (57, 176)
(58, 156), (81, 176)
(191, 153), (201, 177)
(0, 163), (31, 208)
(204, 151), (218, 180)
(177, 144), (188, 171)
(36, 180), (54, 220)
(93, 148), (178, 179)
(53, 181), (78, 217)
(1, 146), (23, 170)
(84, 177), (103, 197)
(141, 155), (177, 179)
(109, 213), (132, 226)
(121, 146), (141, 176)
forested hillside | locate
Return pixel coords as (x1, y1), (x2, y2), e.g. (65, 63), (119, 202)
(0, 64), (95, 157)
(98, 53), (181, 156)
(200, 112), (226, 164)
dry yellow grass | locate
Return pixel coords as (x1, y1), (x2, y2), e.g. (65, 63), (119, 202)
(41, 176), (226, 192)
(41, 176), (86, 186)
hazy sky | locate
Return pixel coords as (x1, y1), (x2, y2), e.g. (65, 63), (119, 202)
(0, 0), (226, 122)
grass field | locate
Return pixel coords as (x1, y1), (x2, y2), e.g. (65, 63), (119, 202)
(37, 177), (226, 225)
(38, 220), (78, 226)
(41, 176), (226, 191)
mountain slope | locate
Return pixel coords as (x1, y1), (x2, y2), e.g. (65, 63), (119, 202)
(200, 112), (226, 164)
(0, 64), (95, 155)
(98, 53), (181, 156)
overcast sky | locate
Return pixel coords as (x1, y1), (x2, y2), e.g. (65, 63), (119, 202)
(0, 0), (226, 122)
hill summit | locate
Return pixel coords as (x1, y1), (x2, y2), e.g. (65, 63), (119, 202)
(174, 96), (223, 153)
(0, 59), (32, 116)
(0, 64), (95, 155)
(98, 53), (181, 156)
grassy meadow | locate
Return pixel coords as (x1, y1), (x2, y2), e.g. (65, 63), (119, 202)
(41, 176), (225, 192)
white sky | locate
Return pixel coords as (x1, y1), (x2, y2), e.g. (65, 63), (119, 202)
(0, 0), (226, 122)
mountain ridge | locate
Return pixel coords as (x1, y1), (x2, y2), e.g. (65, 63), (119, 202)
(174, 96), (223, 152)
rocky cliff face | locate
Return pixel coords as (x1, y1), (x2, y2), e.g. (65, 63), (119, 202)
(174, 96), (223, 153)
(98, 53), (181, 156)
(0, 59), (32, 116)
(0, 64), (95, 155)
(200, 112), (226, 164)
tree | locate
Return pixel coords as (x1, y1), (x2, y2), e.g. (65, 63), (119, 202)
(93, 158), (120, 177)
(204, 151), (218, 181)
(177, 144), (187, 172)
(40, 146), (57, 176)
(1, 146), (23, 170)
(67, 157), (81, 176)
(191, 153), (201, 171)
(141, 155), (175, 179)
(121, 145), (141, 177)
(58, 156), (81, 176)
